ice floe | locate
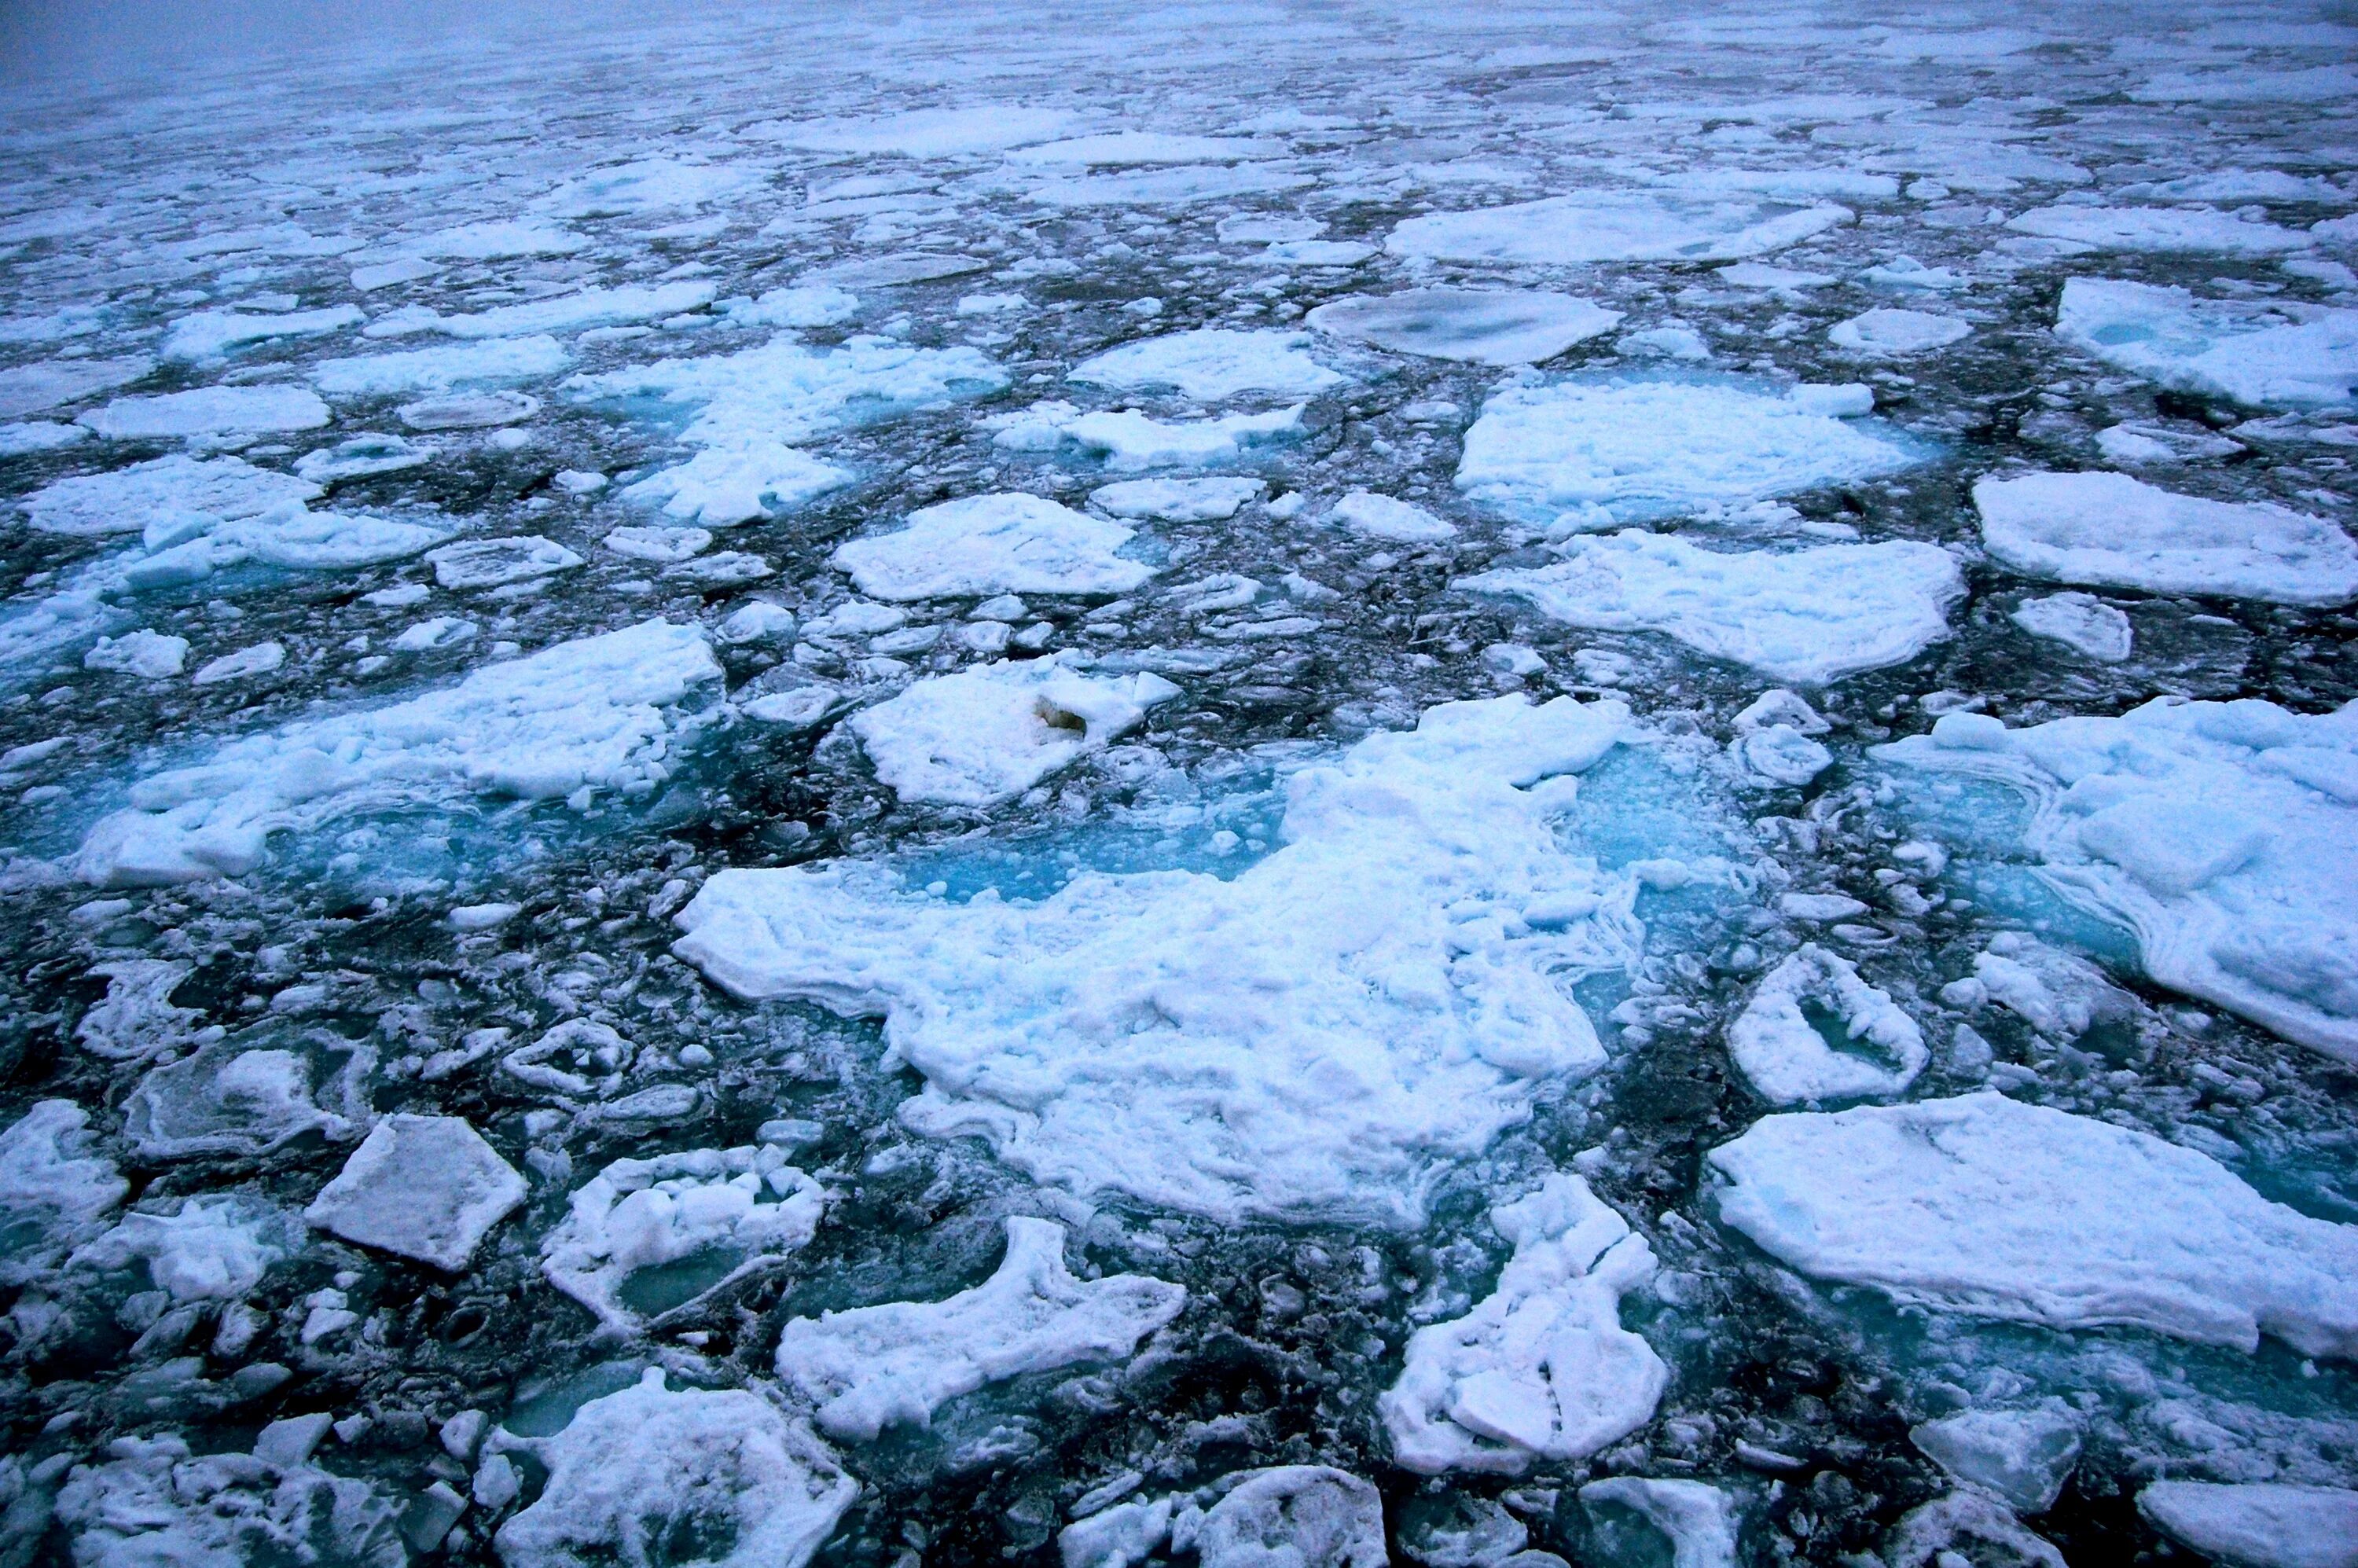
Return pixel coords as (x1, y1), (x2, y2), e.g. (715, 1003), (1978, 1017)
(2055, 278), (2358, 410)
(1974, 470), (2358, 605)
(683, 696), (1654, 1221)
(1710, 1092), (2358, 1355)
(85, 629), (189, 678)
(2136, 1482), (2358, 1568)
(1827, 307), (1971, 356)
(304, 1113), (525, 1272)
(1389, 191), (1852, 266)
(72, 1195), (297, 1302)
(1912, 1407), (2082, 1513)
(1071, 329), (1346, 401)
(2011, 592), (2133, 662)
(1306, 288), (1622, 365)
(850, 655), (1179, 806)
(990, 401), (1303, 470)
(1727, 944), (1926, 1104)
(832, 492), (1155, 600)
(0, 356), (150, 418)
(1090, 477), (1265, 521)
(124, 1033), (371, 1158)
(1462, 532), (1962, 685)
(1383, 1172), (1664, 1474)
(57, 1434), (405, 1568)
(2007, 206), (2316, 256)
(1579, 1478), (1740, 1568)
(22, 453), (318, 538)
(79, 385), (330, 440)
(310, 335), (569, 395)
(774, 1216), (1184, 1440)
(1331, 490), (1457, 542)
(163, 304), (362, 362)
(0, 1100), (127, 1286)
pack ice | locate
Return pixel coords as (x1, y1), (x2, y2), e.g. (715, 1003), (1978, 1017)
(832, 493), (1155, 600)
(2055, 278), (2358, 410)
(1710, 1092), (2358, 1356)
(1306, 288), (1622, 365)
(1070, 328), (1346, 401)
(1388, 191), (1852, 265)
(674, 695), (1658, 1222)
(74, 619), (722, 887)
(1878, 700), (2358, 1060)
(850, 655), (1180, 806)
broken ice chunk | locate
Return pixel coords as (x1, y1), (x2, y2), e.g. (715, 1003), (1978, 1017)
(2136, 1482), (2358, 1568)
(123, 1033), (369, 1158)
(1579, 1478), (1739, 1568)
(2011, 593), (2132, 663)
(427, 535), (582, 589)
(2007, 205), (2314, 256)
(774, 1216), (1184, 1441)
(1827, 307), (1971, 357)
(85, 630), (189, 678)
(1727, 944), (1926, 1104)
(1071, 328), (1346, 401)
(1192, 1468), (1387, 1568)
(850, 655), (1179, 806)
(2055, 277), (2358, 410)
(1388, 190), (1851, 266)
(1090, 477), (1265, 521)
(57, 1434), (405, 1568)
(79, 385), (330, 440)
(1732, 724), (1831, 784)
(1306, 288), (1621, 365)
(1331, 490), (1457, 542)
(71, 1195), (298, 1302)
(1911, 1406), (2081, 1514)
(304, 1114), (525, 1272)
(0, 1100), (127, 1287)
(832, 493), (1155, 600)
(20, 453), (318, 538)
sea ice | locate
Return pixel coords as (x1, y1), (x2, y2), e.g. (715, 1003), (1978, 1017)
(542, 157), (755, 215)
(427, 536), (583, 589)
(304, 1114), (526, 1272)
(370, 281), (714, 340)
(407, 218), (587, 259)
(494, 1368), (857, 1568)
(1877, 698), (2358, 1059)
(124, 1036), (369, 1158)
(78, 385), (330, 439)
(1070, 329), (1346, 401)
(763, 105), (1080, 156)
(1710, 1092), (2358, 1355)
(0, 1100), (127, 1286)
(674, 695), (1654, 1222)
(1579, 1478), (1740, 1568)
(2136, 1482), (2358, 1568)
(294, 433), (428, 482)
(1189, 1468), (1387, 1568)
(71, 1195), (296, 1302)
(2011, 593), (2132, 662)
(1389, 191), (1851, 266)
(163, 304), (363, 362)
(1027, 164), (1311, 207)
(1974, 471), (2358, 605)
(311, 336), (569, 395)
(832, 492), (1155, 600)
(1912, 1407), (2083, 1514)
(1331, 490), (1457, 542)
(1382, 1173), (1666, 1474)
(2006, 206), (2315, 255)
(85, 630), (189, 678)
(1306, 288), (1622, 365)
(773, 1217), (1185, 1441)
(1009, 132), (1276, 165)
(622, 442), (850, 526)
(57, 1436), (404, 1568)
(1460, 532), (1962, 685)
(192, 641), (285, 686)
(22, 453), (318, 537)
(990, 401), (1304, 470)
(1453, 376), (1918, 525)
(0, 356), (149, 417)
(1726, 944), (1926, 1104)
(2055, 278), (2358, 410)
(850, 655), (1179, 806)
(1090, 477), (1265, 521)
(1827, 307), (1971, 356)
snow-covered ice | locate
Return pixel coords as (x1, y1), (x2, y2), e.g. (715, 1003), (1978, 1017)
(832, 493), (1155, 600)
(1071, 329), (1346, 402)
(1579, 1478), (1740, 1568)
(850, 655), (1179, 806)
(1306, 289), (1622, 366)
(1827, 307), (1971, 357)
(304, 1113), (525, 1272)
(2055, 278), (2358, 410)
(2136, 1482), (2358, 1568)
(1726, 944), (1927, 1104)
(2011, 592), (2134, 662)
(1389, 191), (1852, 266)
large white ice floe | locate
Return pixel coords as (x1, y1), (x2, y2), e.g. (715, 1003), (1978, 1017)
(2005, 205), (2315, 256)
(1827, 307), (1971, 357)
(20, 452), (318, 538)
(57, 1434), (405, 1568)
(832, 492), (1155, 600)
(541, 1144), (826, 1332)
(2055, 278), (2358, 410)
(74, 619), (722, 887)
(1710, 1092), (2358, 1356)
(2136, 1482), (2358, 1568)
(773, 1216), (1185, 1441)
(1388, 190), (1851, 266)
(310, 336), (570, 395)
(494, 1368), (857, 1568)
(850, 655), (1180, 806)
(1306, 288), (1622, 365)
(79, 384), (330, 439)
(1876, 698), (2358, 1059)
(1381, 1173), (1666, 1474)
(677, 694), (1653, 1224)
(71, 1194), (297, 1302)
(369, 281), (715, 340)
(1070, 329), (1346, 401)
(0, 1100), (127, 1286)
(163, 304), (362, 362)
(1453, 376), (1916, 526)
(1973, 471), (2358, 605)
(1461, 532), (1963, 685)
(1726, 944), (1926, 1104)
(304, 1114), (525, 1272)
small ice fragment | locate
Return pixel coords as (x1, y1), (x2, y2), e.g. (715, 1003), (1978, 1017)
(1727, 945), (1926, 1104)
(191, 641), (285, 686)
(303, 1114), (525, 1272)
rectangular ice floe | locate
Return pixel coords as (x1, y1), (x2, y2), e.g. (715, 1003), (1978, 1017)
(1877, 699), (2358, 1060)
(2055, 278), (2358, 410)
(1387, 190), (1852, 266)
(304, 1113), (524, 1272)
(1974, 470), (2358, 604)
(1460, 531), (1962, 685)
(674, 695), (1658, 1222)
(1710, 1092), (2358, 1356)
(79, 385), (329, 439)
(850, 654), (1179, 806)
(74, 619), (722, 886)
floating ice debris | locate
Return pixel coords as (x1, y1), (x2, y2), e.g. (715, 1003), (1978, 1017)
(1727, 945), (1926, 1104)
(1453, 376), (1917, 525)
(85, 630), (189, 678)
(1027, 163), (1313, 207)
(1974, 471), (2358, 605)
(775, 1216), (1184, 1441)
(388, 615), (478, 651)
(399, 389), (541, 430)
(21, 453), (318, 538)
(850, 655), (1179, 806)
(832, 492), (1155, 600)
(0, 355), (149, 417)
(2093, 420), (2244, 465)
(0, 1100), (126, 1286)
(163, 304), (362, 362)
(626, 442), (849, 527)
(1579, 1478), (1740, 1568)
(1306, 288), (1622, 365)
(1879, 698), (2358, 1058)
(1192, 1468), (1388, 1568)
(191, 641), (285, 686)
(369, 281), (715, 340)
(1090, 477), (1265, 521)
(1716, 263), (1835, 292)
(602, 525), (711, 564)
(677, 695), (1656, 1222)
(427, 535), (582, 589)
(1710, 1092), (2358, 1355)
(1462, 533), (1961, 685)
(494, 1368), (857, 1568)
(304, 1114), (525, 1272)
(56, 1435), (405, 1568)
(1827, 307), (1971, 356)
(1331, 490), (1456, 543)
(763, 104), (1081, 156)
(2136, 1482), (2358, 1568)
(1912, 1407), (2082, 1514)
(75, 619), (720, 886)
(725, 284), (860, 329)
(1860, 255), (1965, 291)
(1383, 1173), (1666, 1474)
(990, 400), (1305, 470)
(75, 958), (208, 1061)
(293, 433), (429, 482)
(312, 335), (567, 395)
(1388, 191), (1851, 266)
(124, 1034), (370, 1158)
(79, 384), (330, 439)
(1071, 328), (1346, 401)
(2010, 592), (2132, 662)
(407, 218), (587, 259)
(1730, 721), (1831, 784)
(2055, 277), (2358, 410)
(542, 156), (755, 215)
(541, 1144), (826, 1331)
(71, 1194), (297, 1302)
(2006, 205), (2315, 255)
(1011, 131), (1276, 165)
(1884, 1492), (2064, 1568)
(0, 420), (87, 454)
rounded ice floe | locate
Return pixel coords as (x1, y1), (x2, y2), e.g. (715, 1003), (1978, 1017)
(293, 433), (429, 482)
(1090, 476), (1265, 521)
(71, 1194), (297, 1302)
(388, 615), (478, 651)
(304, 1113), (525, 1272)
(2055, 277), (2358, 410)
(1306, 288), (1622, 365)
(540, 156), (756, 216)
(79, 384), (329, 440)
(1383, 1173), (1665, 1474)
(1974, 470), (2358, 605)
(1709, 1091), (2358, 1356)
(2011, 592), (2132, 662)
(192, 641), (285, 686)
(1579, 1478), (1740, 1568)
(1726, 944), (1926, 1104)
(1875, 698), (2358, 1059)
(1070, 328), (1347, 401)
(1732, 724), (1831, 784)
(21, 453), (319, 538)
(1453, 376), (1918, 524)
(2136, 1482), (2358, 1568)
(85, 629), (189, 678)
(1827, 307), (1971, 357)
(541, 1144), (825, 1331)
(1192, 1467), (1388, 1568)
(427, 535), (582, 589)
(1387, 190), (1852, 266)
(398, 389), (540, 431)
(850, 655), (1180, 806)
(494, 1368), (857, 1568)
(1460, 531), (1962, 686)
(0, 1100), (127, 1287)
(123, 1033), (369, 1158)
(674, 694), (1659, 1223)
(1331, 490), (1457, 542)
(774, 1216), (1185, 1441)
(832, 492), (1155, 600)
(2005, 205), (2315, 255)
(603, 524), (712, 564)
(313, 336), (568, 396)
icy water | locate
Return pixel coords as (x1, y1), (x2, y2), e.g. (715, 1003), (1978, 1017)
(2, 2), (2357, 1564)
